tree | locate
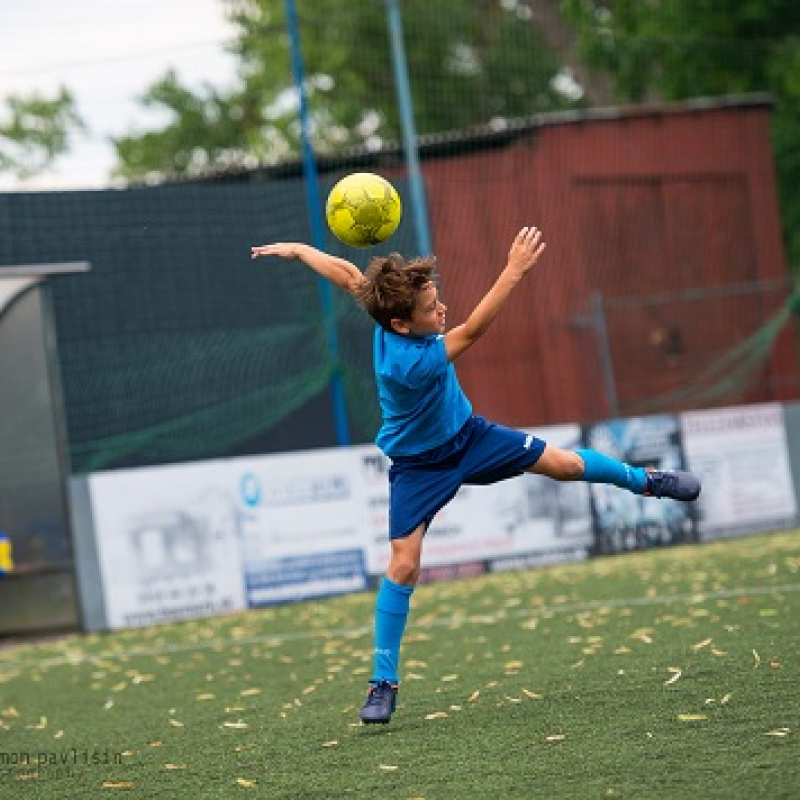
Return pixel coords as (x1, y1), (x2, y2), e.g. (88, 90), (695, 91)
(0, 88), (84, 178)
(111, 0), (585, 181)
(560, 0), (800, 272)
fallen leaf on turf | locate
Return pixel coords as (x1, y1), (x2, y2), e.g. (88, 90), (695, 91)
(223, 721), (248, 729)
(165, 764), (186, 770)
(765, 728), (791, 737)
(240, 688), (261, 696)
(322, 741), (338, 747)
(752, 650), (761, 667)
(546, 734), (566, 741)
(195, 694), (215, 701)
(691, 638), (712, 652)
(168, 719), (184, 727)
(522, 689), (542, 699)
(102, 782), (136, 788)
(26, 716), (47, 729)
(441, 674), (458, 682)
(425, 712), (448, 719)
(677, 714), (707, 721)
(664, 668), (682, 686)
(236, 778), (257, 787)
(720, 693), (733, 704)
(467, 691), (480, 702)
(379, 765), (398, 771)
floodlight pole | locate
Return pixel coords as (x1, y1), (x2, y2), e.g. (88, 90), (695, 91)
(569, 291), (619, 419)
(285, 0), (350, 446)
(591, 291), (619, 418)
(385, 0), (432, 257)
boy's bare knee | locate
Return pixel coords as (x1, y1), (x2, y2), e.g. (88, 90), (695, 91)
(530, 446), (585, 481)
(387, 557), (419, 585)
(562, 451), (585, 481)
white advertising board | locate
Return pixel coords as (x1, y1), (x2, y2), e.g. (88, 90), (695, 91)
(88, 462), (247, 629)
(230, 449), (368, 606)
(681, 403), (798, 539)
(87, 448), (371, 626)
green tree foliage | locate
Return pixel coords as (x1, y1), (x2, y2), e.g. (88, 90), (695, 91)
(560, 0), (800, 271)
(0, 88), (84, 178)
(111, 0), (582, 181)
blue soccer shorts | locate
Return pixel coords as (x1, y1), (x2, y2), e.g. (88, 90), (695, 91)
(387, 415), (546, 539)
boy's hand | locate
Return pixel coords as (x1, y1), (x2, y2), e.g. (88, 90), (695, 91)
(251, 243), (297, 259)
(506, 226), (546, 277)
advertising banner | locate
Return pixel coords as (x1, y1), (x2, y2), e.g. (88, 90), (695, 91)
(584, 415), (698, 554)
(84, 404), (797, 630)
(230, 449), (368, 606)
(488, 424), (594, 571)
(88, 448), (371, 626)
(681, 403), (798, 539)
(88, 462), (246, 629)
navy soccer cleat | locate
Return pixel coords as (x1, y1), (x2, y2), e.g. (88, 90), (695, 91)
(359, 680), (398, 724)
(644, 469), (701, 501)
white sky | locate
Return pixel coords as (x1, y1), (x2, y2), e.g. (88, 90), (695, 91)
(0, 0), (238, 191)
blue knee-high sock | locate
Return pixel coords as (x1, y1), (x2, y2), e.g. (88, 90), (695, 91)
(371, 576), (414, 684)
(574, 448), (647, 494)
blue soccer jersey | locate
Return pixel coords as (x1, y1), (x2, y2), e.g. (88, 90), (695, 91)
(373, 325), (472, 456)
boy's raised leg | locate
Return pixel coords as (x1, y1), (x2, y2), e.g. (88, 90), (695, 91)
(531, 446), (701, 502)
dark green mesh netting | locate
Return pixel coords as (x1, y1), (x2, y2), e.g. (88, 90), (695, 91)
(0, 178), (416, 473)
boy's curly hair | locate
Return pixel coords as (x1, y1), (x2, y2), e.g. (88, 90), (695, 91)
(354, 253), (437, 331)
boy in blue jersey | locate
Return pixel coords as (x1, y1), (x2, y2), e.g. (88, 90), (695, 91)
(251, 227), (700, 724)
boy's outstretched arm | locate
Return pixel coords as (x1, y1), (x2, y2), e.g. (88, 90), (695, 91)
(444, 226), (546, 362)
(251, 242), (365, 296)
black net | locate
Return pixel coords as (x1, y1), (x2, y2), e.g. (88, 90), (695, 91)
(0, 179), (416, 474)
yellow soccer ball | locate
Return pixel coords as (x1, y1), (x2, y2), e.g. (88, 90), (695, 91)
(326, 172), (402, 247)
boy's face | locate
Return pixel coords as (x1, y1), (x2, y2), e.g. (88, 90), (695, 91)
(392, 282), (447, 337)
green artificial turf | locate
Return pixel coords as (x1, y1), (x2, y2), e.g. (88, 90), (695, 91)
(1, 530), (798, 798)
